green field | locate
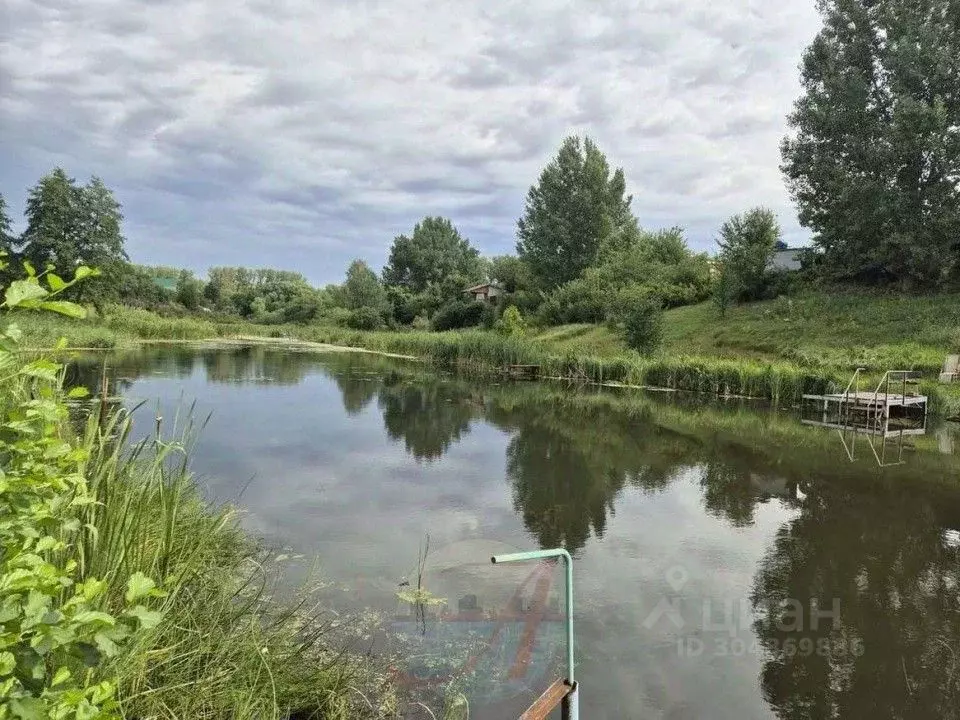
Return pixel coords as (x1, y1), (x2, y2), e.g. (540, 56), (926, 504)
(663, 289), (960, 373)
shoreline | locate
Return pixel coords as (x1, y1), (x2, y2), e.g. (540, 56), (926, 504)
(23, 318), (960, 418)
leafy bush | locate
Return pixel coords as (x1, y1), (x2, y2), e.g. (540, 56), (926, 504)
(620, 293), (664, 355)
(346, 306), (385, 330)
(537, 278), (608, 325)
(321, 306), (354, 328)
(0, 260), (164, 718)
(495, 305), (527, 337)
(716, 207), (782, 303)
(431, 300), (488, 331)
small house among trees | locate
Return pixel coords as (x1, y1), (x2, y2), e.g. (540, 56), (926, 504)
(768, 247), (804, 272)
(463, 281), (503, 303)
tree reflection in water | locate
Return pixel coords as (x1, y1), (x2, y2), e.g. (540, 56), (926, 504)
(376, 377), (478, 462)
(751, 479), (960, 720)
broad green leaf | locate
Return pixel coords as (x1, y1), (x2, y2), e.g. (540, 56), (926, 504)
(127, 605), (164, 629)
(71, 610), (116, 628)
(89, 681), (116, 704)
(125, 572), (156, 603)
(35, 536), (59, 552)
(9, 697), (46, 720)
(4, 280), (47, 308)
(22, 260), (36, 277)
(51, 666), (71, 686)
(73, 266), (97, 281)
(93, 631), (119, 658)
(45, 273), (66, 292)
(0, 651), (14, 676)
(67, 386), (90, 398)
(22, 359), (60, 382)
(37, 301), (86, 319)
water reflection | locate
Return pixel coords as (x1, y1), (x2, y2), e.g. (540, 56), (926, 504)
(752, 479), (960, 719)
(72, 345), (960, 719)
(377, 378), (478, 462)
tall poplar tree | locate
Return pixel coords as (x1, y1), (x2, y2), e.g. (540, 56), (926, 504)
(516, 136), (637, 289)
(782, 0), (960, 287)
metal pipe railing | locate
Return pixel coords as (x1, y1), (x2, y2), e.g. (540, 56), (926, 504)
(492, 548), (578, 719)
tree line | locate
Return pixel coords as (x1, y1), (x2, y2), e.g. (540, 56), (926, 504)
(2, 0), (956, 349)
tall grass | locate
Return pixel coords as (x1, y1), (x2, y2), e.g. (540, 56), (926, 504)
(296, 326), (841, 403)
(103, 306), (249, 341)
(71, 402), (397, 719)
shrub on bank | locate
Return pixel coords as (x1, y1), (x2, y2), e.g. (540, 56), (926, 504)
(431, 300), (492, 331)
(617, 292), (664, 356)
(347, 306), (386, 330)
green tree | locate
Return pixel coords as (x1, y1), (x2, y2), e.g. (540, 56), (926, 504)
(342, 259), (389, 312)
(77, 177), (127, 267)
(618, 290), (664, 356)
(781, 0), (960, 287)
(175, 269), (203, 310)
(585, 228), (713, 308)
(494, 305), (526, 337)
(489, 255), (534, 293)
(20, 170), (128, 305)
(715, 208), (781, 302)
(516, 136), (637, 289)
(20, 168), (83, 271)
(0, 193), (14, 255)
(382, 217), (484, 293)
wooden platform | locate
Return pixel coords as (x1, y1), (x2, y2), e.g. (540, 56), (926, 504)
(518, 678), (574, 719)
(505, 364), (541, 380)
(802, 391), (928, 408)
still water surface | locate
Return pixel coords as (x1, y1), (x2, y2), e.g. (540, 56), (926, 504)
(82, 345), (960, 719)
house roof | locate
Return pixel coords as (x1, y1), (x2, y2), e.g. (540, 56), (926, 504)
(463, 282), (503, 293)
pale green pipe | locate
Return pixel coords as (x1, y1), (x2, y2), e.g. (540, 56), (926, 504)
(491, 548), (574, 684)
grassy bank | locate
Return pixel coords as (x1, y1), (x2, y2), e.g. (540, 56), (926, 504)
(21, 288), (960, 412)
(295, 324), (841, 403)
(664, 288), (960, 372)
(4, 325), (396, 717)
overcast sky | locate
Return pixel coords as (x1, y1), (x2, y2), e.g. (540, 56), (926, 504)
(1, 0), (822, 284)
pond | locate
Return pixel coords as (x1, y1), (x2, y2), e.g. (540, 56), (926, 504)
(76, 344), (960, 719)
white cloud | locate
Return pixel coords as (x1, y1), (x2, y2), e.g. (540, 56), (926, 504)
(0, 0), (822, 282)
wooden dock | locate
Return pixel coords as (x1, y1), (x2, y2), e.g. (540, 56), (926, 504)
(505, 364), (541, 380)
(803, 390), (928, 410)
(801, 368), (928, 454)
(803, 370), (926, 417)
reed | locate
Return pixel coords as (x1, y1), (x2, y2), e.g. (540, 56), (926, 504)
(28, 389), (396, 719)
(296, 326), (842, 403)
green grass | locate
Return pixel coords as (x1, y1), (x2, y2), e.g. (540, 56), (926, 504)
(77, 409), (396, 718)
(663, 288), (960, 372)
(530, 323), (626, 357)
(291, 325), (840, 403)
(19, 288), (960, 409)
(2, 328), (397, 718)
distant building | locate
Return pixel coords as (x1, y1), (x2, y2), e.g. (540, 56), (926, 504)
(463, 281), (504, 303)
(768, 247), (805, 272)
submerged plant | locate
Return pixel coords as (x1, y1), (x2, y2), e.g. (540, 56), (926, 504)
(396, 535), (446, 635)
